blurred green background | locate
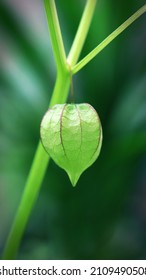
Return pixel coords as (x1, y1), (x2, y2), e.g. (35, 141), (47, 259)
(0, 0), (146, 260)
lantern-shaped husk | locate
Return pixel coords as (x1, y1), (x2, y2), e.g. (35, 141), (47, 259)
(40, 103), (102, 186)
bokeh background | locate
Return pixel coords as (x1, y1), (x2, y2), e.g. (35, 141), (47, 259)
(0, 0), (146, 259)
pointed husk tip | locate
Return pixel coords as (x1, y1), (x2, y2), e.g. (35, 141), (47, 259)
(68, 173), (80, 187)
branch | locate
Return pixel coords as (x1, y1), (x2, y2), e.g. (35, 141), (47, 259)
(72, 5), (146, 74)
(67, 0), (97, 66)
(44, 0), (67, 72)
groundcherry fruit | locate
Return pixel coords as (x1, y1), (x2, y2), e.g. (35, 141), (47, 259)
(40, 103), (102, 186)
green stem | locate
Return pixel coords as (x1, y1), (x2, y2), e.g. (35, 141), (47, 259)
(3, 72), (70, 260)
(44, 0), (67, 72)
(2, 0), (96, 260)
(3, 143), (49, 259)
(72, 5), (146, 74)
(67, 0), (97, 66)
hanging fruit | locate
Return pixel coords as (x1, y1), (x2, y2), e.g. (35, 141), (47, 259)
(40, 103), (102, 186)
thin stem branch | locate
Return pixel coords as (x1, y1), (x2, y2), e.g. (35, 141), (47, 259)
(67, 0), (97, 66)
(72, 5), (146, 74)
(44, 0), (67, 72)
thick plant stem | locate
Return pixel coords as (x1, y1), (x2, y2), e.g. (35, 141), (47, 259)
(3, 143), (49, 260)
(3, 72), (70, 260)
